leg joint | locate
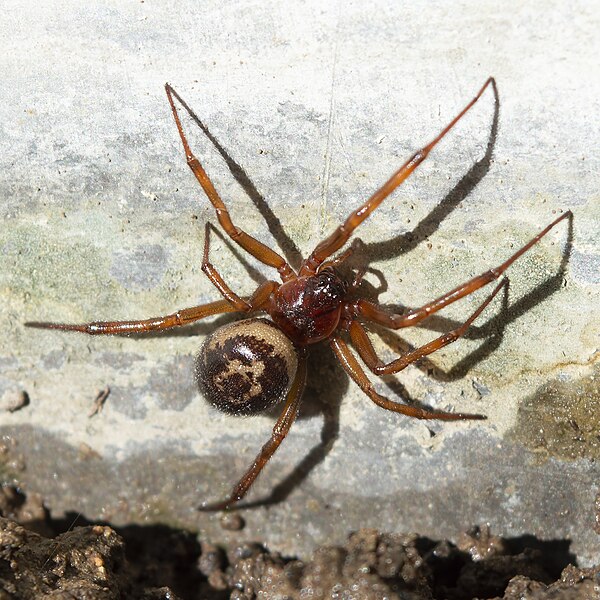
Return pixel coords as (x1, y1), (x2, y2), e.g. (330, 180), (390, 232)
(442, 331), (459, 343)
(373, 364), (387, 376)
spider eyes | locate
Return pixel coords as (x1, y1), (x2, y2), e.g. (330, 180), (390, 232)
(313, 270), (348, 305)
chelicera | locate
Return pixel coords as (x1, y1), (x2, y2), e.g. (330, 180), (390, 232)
(27, 78), (571, 510)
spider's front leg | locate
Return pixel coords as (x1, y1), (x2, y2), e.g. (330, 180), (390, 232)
(300, 77), (497, 275)
(165, 84), (295, 282)
(199, 354), (308, 511)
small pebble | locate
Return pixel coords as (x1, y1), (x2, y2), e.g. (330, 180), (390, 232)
(4, 391), (30, 413)
(220, 512), (245, 531)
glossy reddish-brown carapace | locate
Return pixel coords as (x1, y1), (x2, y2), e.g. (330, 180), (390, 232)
(268, 268), (349, 346)
(26, 78), (571, 511)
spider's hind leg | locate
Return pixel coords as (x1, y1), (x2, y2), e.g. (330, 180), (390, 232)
(24, 299), (242, 335)
(199, 354), (308, 511)
(349, 278), (507, 376)
(330, 336), (485, 421)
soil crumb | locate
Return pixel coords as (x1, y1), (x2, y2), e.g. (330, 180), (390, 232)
(507, 365), (600, 462)
(0, 486), (598, 599)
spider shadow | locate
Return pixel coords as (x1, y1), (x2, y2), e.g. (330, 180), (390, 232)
(128, 215), (573, 510)
(167, 81), (500, 349)
(318, 78), (501, 382)
(171, 80), (498, 275)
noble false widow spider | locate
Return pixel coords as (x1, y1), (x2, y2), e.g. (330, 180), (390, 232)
(26, 78), (571, 510)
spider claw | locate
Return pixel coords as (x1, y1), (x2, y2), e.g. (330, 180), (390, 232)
(453, 412), (487, 421)
(419, 410), (487, 421)
(24, 321), (86, 332)
(198, 498), (237, 513)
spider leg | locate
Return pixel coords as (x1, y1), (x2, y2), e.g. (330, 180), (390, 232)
(349, 279), (506, 376)
(315, 239), (358, 273)
(199, 354), (308, 511)
(24, 279), (276, 336)
(300, 77), (497, 275)
(165, 84), (295, 282)
(330, 336), (484, 420)
(201, 222), (278, 310)
(356, 211), (571, 329)
(25, 299), (237, 335)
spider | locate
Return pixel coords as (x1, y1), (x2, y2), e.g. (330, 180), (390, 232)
(27, 78), (571, 511)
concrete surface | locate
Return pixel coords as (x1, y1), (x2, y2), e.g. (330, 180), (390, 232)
(1, 0), (599, 564)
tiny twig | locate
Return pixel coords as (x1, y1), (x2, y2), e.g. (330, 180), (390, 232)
(89, 386), (110, 418)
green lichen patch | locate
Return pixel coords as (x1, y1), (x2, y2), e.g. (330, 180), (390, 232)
(0, 221), (110, 301)
(507, 364), (600, 462)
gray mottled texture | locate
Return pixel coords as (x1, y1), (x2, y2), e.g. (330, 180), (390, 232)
(1, 0), (598, 565)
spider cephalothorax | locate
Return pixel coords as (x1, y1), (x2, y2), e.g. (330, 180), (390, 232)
(26, 78), (571, 510)
(269, 268), (349, 345)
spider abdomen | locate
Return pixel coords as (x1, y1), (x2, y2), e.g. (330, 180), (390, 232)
(196, 318), (299, 415)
